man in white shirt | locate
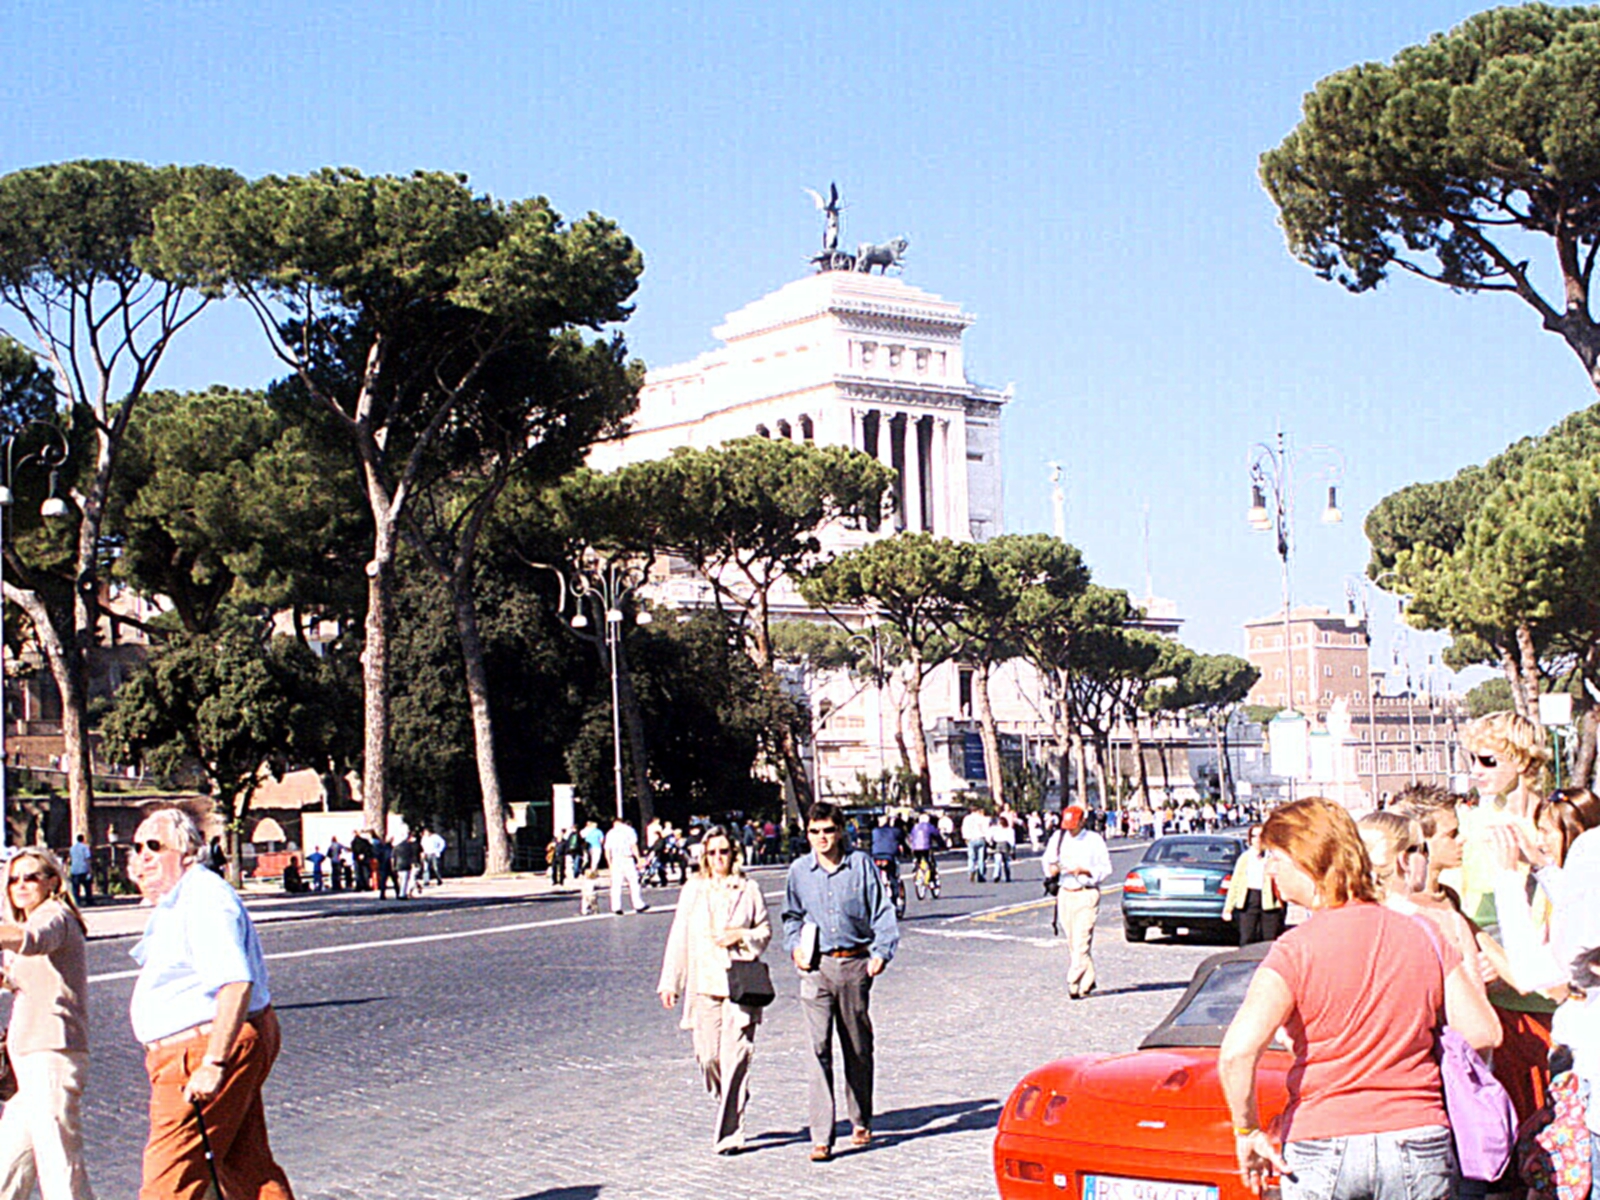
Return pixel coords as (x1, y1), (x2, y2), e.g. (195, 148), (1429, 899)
(1042, 806), (1113, 999)
(602, 817), (651, 915)
(961, 808), (990, 882)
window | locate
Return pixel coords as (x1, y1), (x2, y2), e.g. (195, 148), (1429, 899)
(1253, 637), (1263, 649)
(1274, 636), (1284, 649)
(1352, 665), (1362, 677)
(1294, 665), (1305, 676)
(1379, 752), (1393, 773)
(1324, 665), (1334, 677)
(1323, 689), (1334, 700)
(799, 414), (815, 440)
(1293, 634), (1304, 645)
(915, 348), (930, 374)
(860, 341), (876, 366)
(888, 345), (903, 368)
(958, 668), (973, 718)
(1274, 668), (1284, 680)
(755, 424), (770, 438)
(776, 419), (792, 439)
(1321, 632), (1331, 644)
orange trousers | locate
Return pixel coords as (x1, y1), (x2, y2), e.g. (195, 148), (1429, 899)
(1490, 1006), (1554, 1127)
(141, 1008), (294, 1200)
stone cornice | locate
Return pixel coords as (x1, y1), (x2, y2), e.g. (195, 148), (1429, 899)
(839, 378), (1003, 410)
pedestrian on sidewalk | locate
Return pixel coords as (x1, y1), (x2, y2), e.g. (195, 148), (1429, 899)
(305, 847), (326, 894)
(657, 825), (772, 1155)
(127, 806), (294, 1200)
(66, 836), (91, 908)
(1221, 825), (1282, 946)
(547, 831), (566, 887)
(603, 818), (650, 915)
(0, 847), (95, 1200)
(961, 807), (988, 883)
(781, 801), (898, 1163)
(581, 820), (604, 872)
(393, 835), (419, 899)
(420, 829), (445, 886)
(375, 836), (398, 900)
(988, 812), (1015, 883)
(349, 831), (372, 892)
(326, 837), (345, 892)
(1042, 806), (1111, 1000)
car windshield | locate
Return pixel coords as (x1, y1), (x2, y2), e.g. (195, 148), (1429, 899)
(1144, 840), (1240, 868)
(1167, 960), (1259, 1027)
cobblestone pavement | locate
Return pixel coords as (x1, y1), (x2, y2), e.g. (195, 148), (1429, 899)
(76, 843), (1227, 1200)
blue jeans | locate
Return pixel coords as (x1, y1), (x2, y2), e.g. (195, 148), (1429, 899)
(1281, 1125), (1454, 1200)
(967, 842), (987, 879)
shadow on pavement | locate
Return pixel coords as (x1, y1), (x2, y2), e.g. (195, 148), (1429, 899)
(506, 1188), (602, 1200)
(871, 1096), (1003, 1145)
(1089, 980), (1187, 998)
(738, 1127), (811, 1154)
(274, 996), (388, 1012)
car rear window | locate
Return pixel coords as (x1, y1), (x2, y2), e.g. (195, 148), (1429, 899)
(1145, 840), (1240, 867)
(1169, 960), (1258, 1027)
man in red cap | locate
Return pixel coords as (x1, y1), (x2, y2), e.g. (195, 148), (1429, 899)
(1041, 807), (1112, 999)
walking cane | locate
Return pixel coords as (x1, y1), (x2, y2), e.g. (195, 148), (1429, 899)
(190, 1098), (225, 1200)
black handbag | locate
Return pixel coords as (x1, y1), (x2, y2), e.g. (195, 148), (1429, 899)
(726, 959), (776, 1008)
(0, 1031), (15, 1103)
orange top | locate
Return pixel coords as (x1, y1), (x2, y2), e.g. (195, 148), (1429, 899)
(1261, 902), (1455, 1142)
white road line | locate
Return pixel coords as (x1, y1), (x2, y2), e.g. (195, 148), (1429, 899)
(87, 910), (649, 985)
(909, 927), (1062, 949)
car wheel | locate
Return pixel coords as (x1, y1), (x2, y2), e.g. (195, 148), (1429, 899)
(1123, 919), (1146, 942)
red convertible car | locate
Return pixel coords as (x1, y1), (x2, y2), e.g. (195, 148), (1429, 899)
(994, 943), (1291, 1200)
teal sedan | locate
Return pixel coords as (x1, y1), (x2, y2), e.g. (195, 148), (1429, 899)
(1120, 835), (1245, 942)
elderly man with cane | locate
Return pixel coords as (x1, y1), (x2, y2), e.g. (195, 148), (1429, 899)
(127, 805), (293, 1200)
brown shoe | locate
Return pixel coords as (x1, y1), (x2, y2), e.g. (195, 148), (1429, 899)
(810, 1146), (833, 1163)
(851, 1128), (872, 1147)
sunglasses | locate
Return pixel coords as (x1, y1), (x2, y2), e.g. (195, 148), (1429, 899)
(134, 839), (171, 855)
(704, 847), (733, 857)
(7, 871), (48, 886)
(1473, 753), (1499, 769)
(807, 826), (839, 837)
(1406, 844), (1428, 856)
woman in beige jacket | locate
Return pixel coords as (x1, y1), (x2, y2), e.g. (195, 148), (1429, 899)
(0, 847), (94, 1200)
(657, 825), (772, 1154)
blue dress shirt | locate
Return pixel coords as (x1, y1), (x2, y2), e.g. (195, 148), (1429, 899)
(128, 863), (273, 1044)
(781, 848), (899, 963)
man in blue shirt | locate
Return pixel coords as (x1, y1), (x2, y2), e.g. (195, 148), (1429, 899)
(782, 801), (899, 1162)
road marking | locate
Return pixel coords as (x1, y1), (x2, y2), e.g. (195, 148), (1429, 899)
(909, 927), (1063, 949)
(87, 910), (649, 985)
(946, 884), (1123, 925)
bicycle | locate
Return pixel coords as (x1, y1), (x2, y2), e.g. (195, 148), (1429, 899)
(875, 856), (908, 919)
(912, 852), (941, 901)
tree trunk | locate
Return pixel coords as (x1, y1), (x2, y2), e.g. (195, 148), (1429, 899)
(1502, 650), (1533, 720)
(451, 574), (512, 875)
(1089, 739), (1109, 809)
(973, 662), (1003, 805)
(1515, 624), (1542, 716)
(1070, 730), (1088, 809)
(3, 584), (92, 841)
(1155, 728), (1171, 799)
(1572, 705), (1598, 789)
(1214, 716), (1232, 804)
(1127, 711), (1150, 809)
(902, 654), (933, 807)
(360, 510), (397, 834)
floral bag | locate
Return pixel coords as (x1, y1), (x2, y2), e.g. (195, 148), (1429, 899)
(1519, 1070), (1592, 1200)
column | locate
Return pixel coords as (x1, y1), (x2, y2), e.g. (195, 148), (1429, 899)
(936, 418), (951, 537)
(948, 412), (973, 539)
(903, 412), (923, 533)
(888, 413), (907, 531)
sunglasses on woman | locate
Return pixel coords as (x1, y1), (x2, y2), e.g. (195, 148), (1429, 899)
(1473, 753), (1499, 769)
(7, 871), (48, 886)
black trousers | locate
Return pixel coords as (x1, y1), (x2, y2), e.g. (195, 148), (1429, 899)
(1237, 891), (1283, 945)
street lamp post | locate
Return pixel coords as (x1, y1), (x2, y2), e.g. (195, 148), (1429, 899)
(1247, 429), (1344, 719)
(1343, 578), (1381, 806)
(0, 421), (71, 848)
(548, 552), (652, 823)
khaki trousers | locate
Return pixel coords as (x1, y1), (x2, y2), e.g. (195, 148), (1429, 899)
(141, 1009), (293, 1200)
(687, 994), (758, 1151)
(0, 1049), (95, 1200)
(799, 955), (874, 1148)
(1056, 887), (1100, 995)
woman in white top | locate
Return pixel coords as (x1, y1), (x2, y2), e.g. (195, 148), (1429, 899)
(657, 825), (772, 1154)
(0, 847), (94, 1200)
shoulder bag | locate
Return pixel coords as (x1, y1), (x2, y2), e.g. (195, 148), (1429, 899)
(721, 879), (775, 1008)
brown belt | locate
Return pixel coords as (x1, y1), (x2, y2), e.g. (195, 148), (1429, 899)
(144, 1006), (272, 1053)
(822, 947), (868, 959)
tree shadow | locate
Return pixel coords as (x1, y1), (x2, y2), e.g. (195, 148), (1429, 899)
(506, 1187), (602, 1200)
(738, 1126), (811, 1154)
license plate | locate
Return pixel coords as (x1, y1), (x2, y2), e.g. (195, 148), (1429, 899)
(1163, 877), (1206, 895)
(1083, 1174), (1218, 1200)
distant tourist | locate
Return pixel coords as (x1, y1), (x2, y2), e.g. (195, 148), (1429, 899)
(68, 834), (92, 906)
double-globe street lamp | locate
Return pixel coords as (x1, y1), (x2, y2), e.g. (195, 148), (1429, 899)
(549, 551), (653, 822)
(0, 421), (71, 847)
(1247, 428), (1345, 717)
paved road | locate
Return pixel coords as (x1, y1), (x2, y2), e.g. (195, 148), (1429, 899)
(76, 841), (1232, 1200)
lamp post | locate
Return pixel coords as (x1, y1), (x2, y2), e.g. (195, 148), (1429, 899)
(1247, 428), (1344, 717)
(1343, 578), (1381, 806)
(548, 552), (652, 823)
(0, 421), (71, 848)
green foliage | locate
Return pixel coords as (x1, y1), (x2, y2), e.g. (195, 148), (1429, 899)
(1465, 677), (1515, 717)
(1243, 704), (1286, 731)
(109, 387), (369, 632)
(1261, 5), (1600, 388)
(801, 532), (986, 652)
(0, 336), (54, 431)
(100, 625), (353, 825)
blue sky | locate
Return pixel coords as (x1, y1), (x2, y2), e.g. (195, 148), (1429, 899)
(6, 0), (1588, 684)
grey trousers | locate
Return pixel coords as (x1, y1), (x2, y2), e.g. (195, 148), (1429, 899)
(687, 994), (758, 1152)
(799, 955), (874, 1148)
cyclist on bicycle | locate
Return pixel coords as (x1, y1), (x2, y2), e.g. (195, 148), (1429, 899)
(870, 815), (906, 906)
(908, 810), (942, 883)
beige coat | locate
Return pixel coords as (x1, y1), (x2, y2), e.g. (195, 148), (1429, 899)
(657, 873), (771, 1019)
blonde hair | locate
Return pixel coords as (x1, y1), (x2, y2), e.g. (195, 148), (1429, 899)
(3, 847), (87, 933)
(1463, 711), (1551, 787)
(696, 825), (745, 879)
(1261, 797), (1380, 908)
(1392, 783), (1456, 838)
(1357, 810), (1418, 896)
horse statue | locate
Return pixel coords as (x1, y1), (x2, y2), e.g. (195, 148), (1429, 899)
(854, 236), (909, 274)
